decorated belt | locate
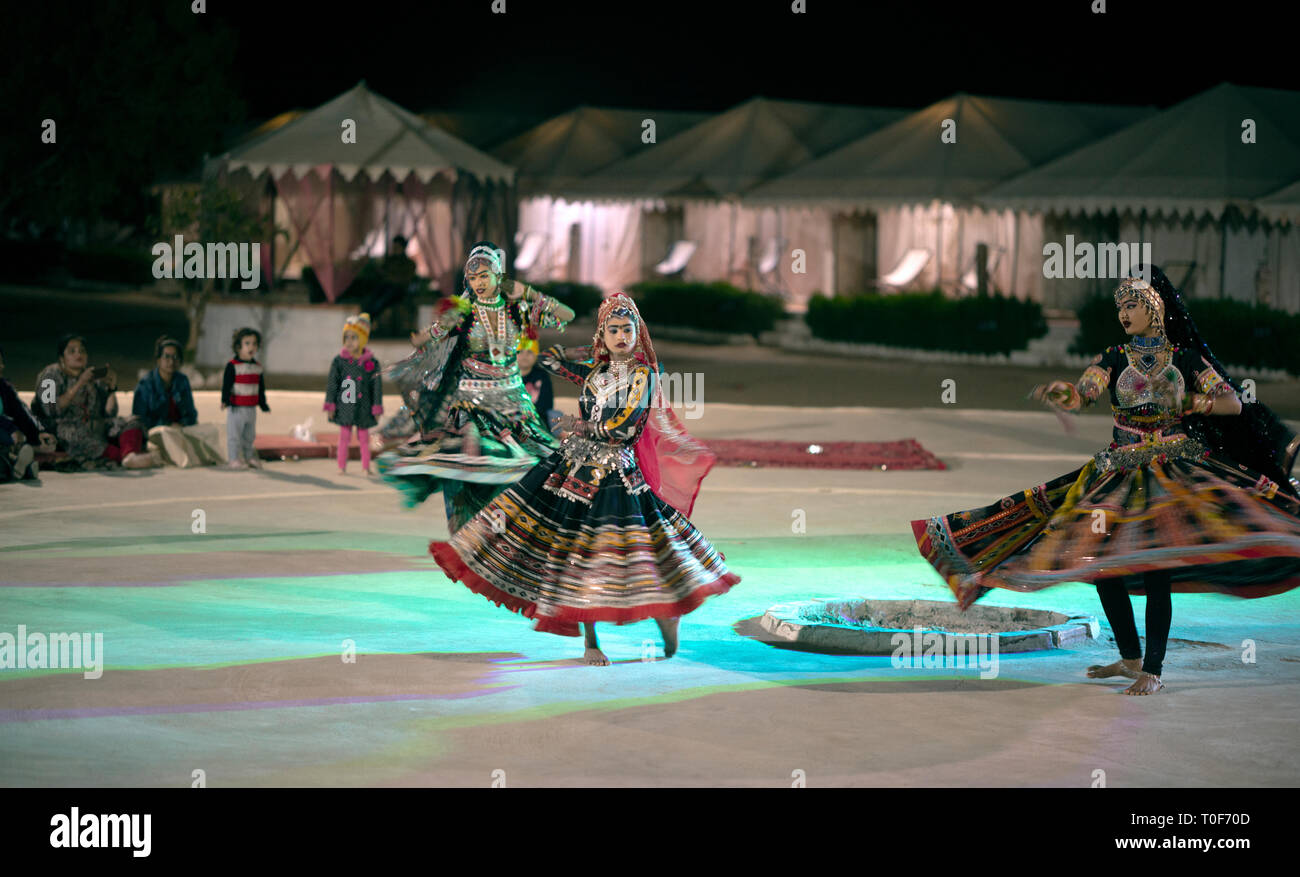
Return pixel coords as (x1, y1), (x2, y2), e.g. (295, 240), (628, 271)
(558, 432), (636, 469)
(458, 375), (522, 392)
(1113, 414), (1177, 432)
(1094, 433), (1207, 472)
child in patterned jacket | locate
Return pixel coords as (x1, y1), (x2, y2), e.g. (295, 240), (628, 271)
(324, 313), (383, 474)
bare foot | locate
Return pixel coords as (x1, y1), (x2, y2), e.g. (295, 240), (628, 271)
(583, 647), (610, 666)
(655, 616), (680, 659)
(1086, 658), (1141, 679)
(1123, 672), (1164, 695)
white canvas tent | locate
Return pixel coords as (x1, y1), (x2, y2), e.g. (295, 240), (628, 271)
(496, 106), (708, 290)
(981, 83), (1300, 312)
(747, 94), (1154, 301)
(540, 98), (907, 306)
(211, 81), (516, 300)
(494, 106), (711, 197)
(421, 110), (552, 152)
(1255, 179), (1300, 310)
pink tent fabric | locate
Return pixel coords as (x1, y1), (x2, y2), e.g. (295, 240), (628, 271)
(274, 167), (362, 302)
(388, 174), (457, 295)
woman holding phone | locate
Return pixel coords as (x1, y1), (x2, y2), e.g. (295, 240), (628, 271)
(32, 333), (156, 469)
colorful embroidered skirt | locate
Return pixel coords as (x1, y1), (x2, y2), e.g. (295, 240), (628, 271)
(913, 449), (1300, 609)
(431, 452), (739, 637)
(378, 392), (557, 532)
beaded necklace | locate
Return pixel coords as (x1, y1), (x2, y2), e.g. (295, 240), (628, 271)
(1127, 333), (1171, 373)
(472, 293), (510, 363)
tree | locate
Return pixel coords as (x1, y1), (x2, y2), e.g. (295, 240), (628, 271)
(162, 178), (285, 363)
(0, 0), (242, 241)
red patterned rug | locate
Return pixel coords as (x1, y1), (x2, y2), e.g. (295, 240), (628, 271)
(703, 438), (946, 470)
(245, 434), (946, 470)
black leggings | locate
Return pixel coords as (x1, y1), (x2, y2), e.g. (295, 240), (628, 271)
(1095, 571), (1172, 676)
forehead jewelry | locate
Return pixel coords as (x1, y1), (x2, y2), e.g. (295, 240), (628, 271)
(1114, 277), (1165, 328)
(465, 245), (504, 276)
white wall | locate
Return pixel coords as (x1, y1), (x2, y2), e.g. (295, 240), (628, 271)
(197, 299), (359, 374)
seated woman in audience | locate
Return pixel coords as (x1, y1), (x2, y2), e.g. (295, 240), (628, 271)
(32, 334), (157, 470)
(0, 344), (55, 481)
(132, 335), (222, 467)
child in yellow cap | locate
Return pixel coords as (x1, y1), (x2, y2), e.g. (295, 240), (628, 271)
(324, 313), (383, 474)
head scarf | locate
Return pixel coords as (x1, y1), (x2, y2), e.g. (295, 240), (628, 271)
(592, 293), (659, 367)
(1134, 264), (1298, 496)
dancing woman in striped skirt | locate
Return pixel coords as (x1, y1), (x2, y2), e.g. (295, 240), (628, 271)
(913, 266), (1300, 695)
(431, 294), (739, 664)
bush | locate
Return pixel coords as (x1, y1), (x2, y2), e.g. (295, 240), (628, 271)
(66, 245), (157, 285)
(0, 237), (63, 283)
(805, 290), (1048, 355)
(1071, 294), (1300, 376)
(529, 281), (604, 319)
(626, 281), (785, 336)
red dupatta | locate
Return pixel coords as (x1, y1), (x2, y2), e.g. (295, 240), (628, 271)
(633, 355), (715, 517)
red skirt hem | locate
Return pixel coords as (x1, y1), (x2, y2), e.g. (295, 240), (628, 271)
(430, 540), (740, 637)
(912, 516), (1300, 606)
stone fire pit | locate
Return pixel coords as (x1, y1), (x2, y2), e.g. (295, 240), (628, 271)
(759, 598), (1098, 654)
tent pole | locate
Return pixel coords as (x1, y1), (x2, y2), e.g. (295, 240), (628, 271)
(935, 203), (943, 289)
(328, 168), (336, 302)
(268, 175), (277, 290)
(1010, 210), (1020, 300)
(956, 207), (965, 296)
(729, 200), (737, 286)
(1219, 206), (1230, 300)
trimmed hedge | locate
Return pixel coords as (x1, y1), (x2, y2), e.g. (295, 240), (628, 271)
(805, 290), (1048, 355)
(627, 281), (785, 336)
(529, 281), (604, 319)
(1071, 294), (1300, 376)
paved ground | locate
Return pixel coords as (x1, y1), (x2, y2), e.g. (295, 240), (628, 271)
(3, 390), (1299, 787)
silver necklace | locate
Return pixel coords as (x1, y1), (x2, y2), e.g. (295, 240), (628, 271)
(474, 297), (510, 363)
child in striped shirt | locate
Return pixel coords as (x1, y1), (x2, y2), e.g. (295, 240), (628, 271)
(221, 328), (271, 469)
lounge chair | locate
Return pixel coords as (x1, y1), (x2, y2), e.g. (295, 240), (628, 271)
(876, 248), (931, 292)
(655, 240), (697, 278)
(755, 236), (786, 295)
(514, 231), (547, 275)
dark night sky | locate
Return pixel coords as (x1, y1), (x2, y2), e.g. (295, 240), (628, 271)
(210, 0), (1300, 123)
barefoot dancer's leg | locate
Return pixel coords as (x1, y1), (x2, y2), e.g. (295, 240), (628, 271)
(1088, 577), (1144, 678)
(655, 616), (680, 659)
(1140, 569), (1172, 677)
(582, 622), (609, 666)
(1124, 570), (1171, 695)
